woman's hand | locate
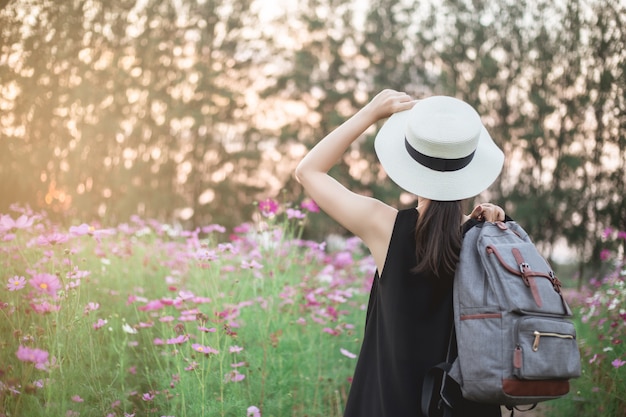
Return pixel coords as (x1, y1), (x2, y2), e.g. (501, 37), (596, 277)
(470, 203), (505, 222)
(363, 89), (417, 122)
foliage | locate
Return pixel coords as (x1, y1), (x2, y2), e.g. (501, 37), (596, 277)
(544, 229), (626, 417)
(0, 201), (373, 417)
(0, 0), (269, 229)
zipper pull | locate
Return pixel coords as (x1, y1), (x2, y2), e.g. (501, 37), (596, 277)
(514, 345), (523, 369)
(533, 331), (541, 351)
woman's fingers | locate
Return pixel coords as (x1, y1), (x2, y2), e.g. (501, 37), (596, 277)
(472, 204), (505, 222)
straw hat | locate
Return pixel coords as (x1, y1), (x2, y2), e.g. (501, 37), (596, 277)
(374, 95), (504, 201)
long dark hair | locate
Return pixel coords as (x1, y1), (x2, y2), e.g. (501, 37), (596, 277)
(412, 200), (464, 281)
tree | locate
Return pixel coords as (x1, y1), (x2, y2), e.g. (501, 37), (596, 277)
(0, 0), (270, 229)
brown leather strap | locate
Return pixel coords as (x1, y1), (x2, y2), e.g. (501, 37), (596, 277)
(512, 248), (543, 308)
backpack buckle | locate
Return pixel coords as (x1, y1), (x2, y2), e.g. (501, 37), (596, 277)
(519, 263), (531, 286)
(549, 271), (562, 293)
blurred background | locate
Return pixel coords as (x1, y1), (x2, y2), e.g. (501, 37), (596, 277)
(1, 0), (624, 282)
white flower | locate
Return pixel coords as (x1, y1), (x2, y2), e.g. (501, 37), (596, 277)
(122, 323), (138, 334)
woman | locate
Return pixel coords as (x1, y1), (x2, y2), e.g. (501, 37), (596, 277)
(295, 90), (505, 417)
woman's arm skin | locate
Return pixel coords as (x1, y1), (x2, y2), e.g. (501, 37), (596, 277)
(295, 90), (416, 272)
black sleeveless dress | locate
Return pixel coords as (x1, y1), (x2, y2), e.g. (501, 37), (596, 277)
(343, 208), (501, 417)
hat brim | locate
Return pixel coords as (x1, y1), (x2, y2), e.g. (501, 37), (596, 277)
(374, 109), (504, 201)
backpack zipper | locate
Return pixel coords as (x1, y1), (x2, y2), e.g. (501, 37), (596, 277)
(532, 330), (574, 351)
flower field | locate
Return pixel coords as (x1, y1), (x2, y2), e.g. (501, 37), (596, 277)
(1, 201), (624, 417)
(1, 200), (373, 417)
(545, 229), (626, 417)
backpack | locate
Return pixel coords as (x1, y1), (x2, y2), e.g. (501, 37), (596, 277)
(422, 221), (581, 416)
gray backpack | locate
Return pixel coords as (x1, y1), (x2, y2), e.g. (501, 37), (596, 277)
(423, 221), (581, 416)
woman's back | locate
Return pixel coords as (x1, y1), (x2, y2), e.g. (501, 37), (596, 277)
(343, 208), (451, 416)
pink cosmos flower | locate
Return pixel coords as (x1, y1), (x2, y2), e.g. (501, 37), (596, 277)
(69, 224), (92, 236)
(198, 326), (216, 333)
(0, 214), (35, 231)
(192, 343), (219, 355)
(600, 249), (612, 261)
(166, 335), (188, 345)
(7, 276), (26, 291)
(247, 405), (261, 417)
(233, 223), (252, 234)
(602, 227), (614, 239)
(340, 348), (357, 359)
(334, 251), (354, 268)
(16, 345), (49, 367)
(142, 392), (155, 401)
(224, 370), (245, 383)
(301, 199), (319, 213)
(138, 299), (165, 311)
(286, 208), (306, 219)
(612, 358), (626, 369)
(30, 301), (60, 314)
(84, 302), (100, 315)
(323, 327), (340, 336)
(35, 232), (69, 246)
(93, 318), (108, 330)
(202, 224), (226, 233)
(29, 273), (61, 297)
(185, 362), (198, 371)
(618, 231), (626, 240)
(241, 259), (263, 269)
(229, 345), (244, 353)
(258, 198), (279, 217)
(71, 395), (84, 402)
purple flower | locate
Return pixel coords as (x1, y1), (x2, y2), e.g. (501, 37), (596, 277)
(202, 224), (226, 233)
(600, 249), (612, 261)
(340, 348), (357, 359)
(247, 406), (261, 417)
(16, 345), (49, 367)
(93, 318), (108, 330)
(191, 343), (219, 355)
(36, 232), (69, 246)
(166, 335), (188, 345)
(7, 276), (26, 291)
(301, 199), (320, 213)
(258, 198), (279, 217)
(0, 214), (35, 231)
(334, 251), (354, 268)
(29, 273), (61, 297)
(84, 302), (100, 315)
(617, 231), (626, 240)
(224, 370), (245, 383)
(229, 345), (244, 353)
(602, 227), (614, 239)
(241, 259), (263, 269)
(286, 208), (306, 219)
(611, 358), (626, 369)
(69, 224), (92, 236)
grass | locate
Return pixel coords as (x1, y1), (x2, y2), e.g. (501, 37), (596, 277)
(0, 201), (372, 417)
(1, 201), (624, 417)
